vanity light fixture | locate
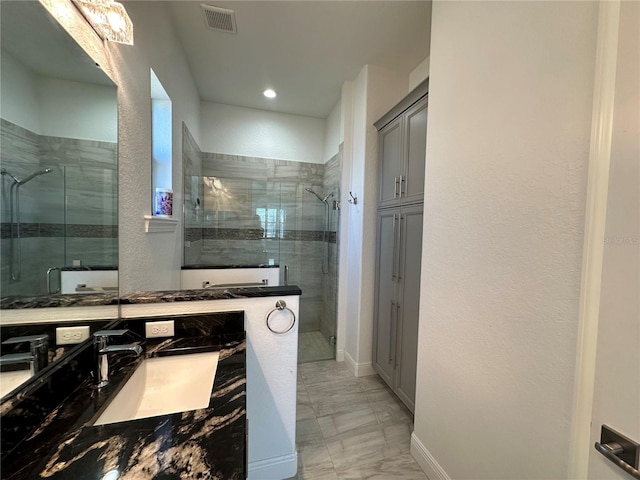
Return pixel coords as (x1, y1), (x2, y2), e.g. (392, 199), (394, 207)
(72, 0), (134, 45)
(263, 89), (277, 99)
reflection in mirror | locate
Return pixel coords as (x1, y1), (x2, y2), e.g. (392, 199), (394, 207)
(0, 1), (119, 397)
(1, 1), (118, 300)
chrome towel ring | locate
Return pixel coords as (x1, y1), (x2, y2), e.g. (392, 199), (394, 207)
(266, 299), (296, 334)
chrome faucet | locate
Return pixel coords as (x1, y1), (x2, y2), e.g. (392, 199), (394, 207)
(93, 330), (143, 388)
(0, 334), (49, 375)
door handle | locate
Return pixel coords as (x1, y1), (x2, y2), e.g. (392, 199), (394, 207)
(594, 425), (640, 479)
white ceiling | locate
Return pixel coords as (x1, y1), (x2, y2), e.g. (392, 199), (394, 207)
(167, 1), (431, 119)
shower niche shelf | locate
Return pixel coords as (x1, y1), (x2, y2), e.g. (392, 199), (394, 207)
(144, 215), (179, 233)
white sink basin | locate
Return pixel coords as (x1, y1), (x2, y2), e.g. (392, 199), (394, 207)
(0, 370), (32, 398)
(94, 351), (219, 426)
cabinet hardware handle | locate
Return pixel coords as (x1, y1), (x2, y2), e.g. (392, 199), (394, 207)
(392, 214), (398, 280)
(389, 301), (396, 364)
(395, 303), (401, 368)
(394, 176), (400, 199)
(397, 215), (404, 281)
(400, 175), (405, 197)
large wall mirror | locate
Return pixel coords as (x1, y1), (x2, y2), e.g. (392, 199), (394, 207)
(0, 1), (118, 398)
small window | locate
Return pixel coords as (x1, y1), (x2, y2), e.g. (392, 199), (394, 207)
(256, 207), (286, 239)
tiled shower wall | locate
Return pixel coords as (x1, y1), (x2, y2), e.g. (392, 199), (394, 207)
(182, 125), (340, 341)
(0, 119), (117, 297)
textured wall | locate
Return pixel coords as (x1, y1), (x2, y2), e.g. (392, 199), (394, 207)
(412, 2), (598, 479)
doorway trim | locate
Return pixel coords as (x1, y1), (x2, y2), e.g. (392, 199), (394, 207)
(568, 1), (620, 478)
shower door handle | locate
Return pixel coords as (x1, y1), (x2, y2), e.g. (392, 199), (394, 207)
(47, 267), (61, 294)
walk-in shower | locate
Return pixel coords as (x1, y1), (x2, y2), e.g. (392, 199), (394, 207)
(1, 168), (53, 280)
(305, 187), (334, 275)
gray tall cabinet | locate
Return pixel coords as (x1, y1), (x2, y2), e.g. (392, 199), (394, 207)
(373, 79), (428, 413)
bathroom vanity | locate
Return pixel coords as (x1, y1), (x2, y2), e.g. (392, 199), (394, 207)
(1, 285), (301, 480)
(1, 312), (246, 479)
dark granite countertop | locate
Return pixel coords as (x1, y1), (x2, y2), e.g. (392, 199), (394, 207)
(1, 313), (247, 480)
(120, 285), (301, 304)
(60, 265), (118, 271)
(182, 264), (279, 269)
(1, 285), (301, 309)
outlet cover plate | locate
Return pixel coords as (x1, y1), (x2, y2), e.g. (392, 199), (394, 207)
(145, 320), (175, 338)
(56, 326), (91, 345)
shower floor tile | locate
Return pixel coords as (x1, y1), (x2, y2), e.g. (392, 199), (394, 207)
(299, 331), (334, 363)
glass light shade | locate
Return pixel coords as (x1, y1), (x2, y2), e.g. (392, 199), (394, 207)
(73, 0), (134, 45)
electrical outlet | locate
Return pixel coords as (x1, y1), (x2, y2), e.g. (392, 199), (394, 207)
(56, 326), (90, 345)
(145, 320), (175, 338)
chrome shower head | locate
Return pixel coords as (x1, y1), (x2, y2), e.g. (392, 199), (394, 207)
(305, 187), (325, 203)
(18, 168), (52, 185)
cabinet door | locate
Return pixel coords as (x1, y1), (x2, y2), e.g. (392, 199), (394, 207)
(402, 97), (427, 205)
(378, 119), (403, 208)
(395, 205), (424, 413)
(373, 209), (400, 385)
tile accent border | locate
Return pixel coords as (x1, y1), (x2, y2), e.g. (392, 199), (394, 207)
(410, 432), (452, 480)
(0, 223), (117, 239)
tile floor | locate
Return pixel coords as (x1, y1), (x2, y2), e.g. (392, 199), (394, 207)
(289, 360), (428, 479)
(298, 331), (335, 364)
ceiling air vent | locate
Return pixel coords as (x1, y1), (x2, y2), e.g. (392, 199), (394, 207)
(201, 4), (237, 34)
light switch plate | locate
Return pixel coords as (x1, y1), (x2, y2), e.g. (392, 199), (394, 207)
(56, 326), (90, 345)
(145, 320), (175, 338)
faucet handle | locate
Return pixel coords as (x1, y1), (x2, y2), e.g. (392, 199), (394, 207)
(2, 334), (49, 347)
(93, 329), (129, 338)
(1, 334), (49, 374)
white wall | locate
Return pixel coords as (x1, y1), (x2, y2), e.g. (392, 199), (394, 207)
(0, 50), (41, 133)
(41, 0), (201, 294)
(38, 77), (117, 142)
(323, 99), (341, 162)
(1, 50), (116, 142)
(409, 56), (430, 91)
(343, 64), (408, 375)
(412, 2), (599, 479)
(200, 102), (326, 164)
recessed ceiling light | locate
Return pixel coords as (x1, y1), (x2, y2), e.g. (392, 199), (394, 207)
(263, 89), (277, 99)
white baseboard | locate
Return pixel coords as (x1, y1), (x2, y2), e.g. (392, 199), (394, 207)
(336, 348), (345, 362)
(344, 351), (376, 377)
(248, 452), (298, 480)
(410, 433), (451, 480)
